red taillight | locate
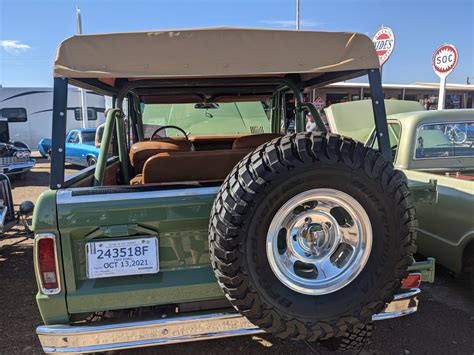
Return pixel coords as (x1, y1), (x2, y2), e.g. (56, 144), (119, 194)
(401, 273), (421, 289)
(37, 236), (60, 294)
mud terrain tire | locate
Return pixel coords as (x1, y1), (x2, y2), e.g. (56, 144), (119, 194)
(319, 322), (373, 351)
(209, 133), (417, 341)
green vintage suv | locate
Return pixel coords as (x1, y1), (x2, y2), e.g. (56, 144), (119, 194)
(31, 28), (434, 353)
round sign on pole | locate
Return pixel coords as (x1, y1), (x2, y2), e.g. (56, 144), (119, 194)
(372, 27), (395, 66)
(432, 44), (459, 110)
(432, 44), (458, 78)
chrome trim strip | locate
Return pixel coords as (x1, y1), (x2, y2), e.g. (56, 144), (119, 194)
(1, 159), (36, 174)
(56, 186), (220, 205)
(37, 288), (421, 353)
(34, 233), (61, 295)
(0, 206), (8, 233)
(38, 312), (262, 354)
(371, 306), (418, 321)
(392, 287), (420, 300)
(372, 288), (420, 322)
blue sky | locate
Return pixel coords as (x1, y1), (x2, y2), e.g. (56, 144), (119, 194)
(0, 0), (473, 87)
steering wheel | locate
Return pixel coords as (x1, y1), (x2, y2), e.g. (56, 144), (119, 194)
(150, 125), (189, 141)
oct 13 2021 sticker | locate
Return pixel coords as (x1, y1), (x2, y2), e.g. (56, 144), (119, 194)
(85, 237), (159, 279)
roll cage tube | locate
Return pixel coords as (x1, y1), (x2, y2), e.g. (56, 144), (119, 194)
(298, 102), (327, 133)
(270, 93), (281, 134)
(113, 77), (310, 137)
(50, 71), (390, 189)
(50, 77), (68, 190)
(129, 93), (144, 142)
(368, 69), (391, 161)
(115, 111), (129, 183)
(93, 108), (119, 186)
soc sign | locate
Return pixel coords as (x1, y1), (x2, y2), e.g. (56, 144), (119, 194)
(432, 44), (458, 76)
(435, 53), (454, 66)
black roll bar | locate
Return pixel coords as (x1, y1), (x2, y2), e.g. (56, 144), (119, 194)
(50, 69), (392, 189)
(50, 77), (68, 190)
(367, 69), (392, 161)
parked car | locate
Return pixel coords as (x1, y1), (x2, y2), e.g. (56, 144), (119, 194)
(326, 100), (474, 286)
(28, 28), (434, 353)
(38, 128), (100, 166)
(0, 117), (35, 177)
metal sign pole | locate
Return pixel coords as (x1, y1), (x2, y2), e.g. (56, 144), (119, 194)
(77, 6), (87, 129)
(296, 0), (300, 30)
(438, 76), (446, 110)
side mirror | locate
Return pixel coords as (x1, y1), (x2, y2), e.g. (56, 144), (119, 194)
(19, 200), (34, 216)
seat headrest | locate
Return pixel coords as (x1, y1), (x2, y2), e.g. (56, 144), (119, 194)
(232, 133), (282, 150)
(129, 140), (193, 170)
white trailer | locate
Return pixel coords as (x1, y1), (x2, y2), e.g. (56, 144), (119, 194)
(0, 87), (106, 150)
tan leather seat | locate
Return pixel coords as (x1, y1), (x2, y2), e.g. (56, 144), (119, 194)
(232, 133), (282, 150)
(130, 134), (282, 185)
(140, 149), (253, 184)
(129, 140), (193, 174)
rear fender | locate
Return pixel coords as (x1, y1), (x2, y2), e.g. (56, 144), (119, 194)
(408, 179), (438, 205)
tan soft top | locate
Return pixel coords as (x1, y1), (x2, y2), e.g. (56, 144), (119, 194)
(54, 27), (379, 83)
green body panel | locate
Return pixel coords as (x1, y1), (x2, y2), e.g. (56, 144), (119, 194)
(404, 169), (474, 273)
(32, 191), (70, 324)
(324, 99), (424, 143)
(56, 189), (224, 316)
(326, 100), (474, 273)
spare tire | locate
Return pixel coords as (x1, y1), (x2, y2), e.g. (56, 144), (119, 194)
(209, 133), (417, 341)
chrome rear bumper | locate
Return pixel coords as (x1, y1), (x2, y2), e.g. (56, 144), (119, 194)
(1, 159), (36, 174)
(37, 288), (420, 354)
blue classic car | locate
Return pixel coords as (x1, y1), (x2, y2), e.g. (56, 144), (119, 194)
(38, 128), (100, 167)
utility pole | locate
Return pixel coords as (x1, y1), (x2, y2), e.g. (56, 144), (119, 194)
(296, 0), (300, 30)
(77, 6), (87, 128)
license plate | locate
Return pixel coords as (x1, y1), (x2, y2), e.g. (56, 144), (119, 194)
(86, 237), (159, 279)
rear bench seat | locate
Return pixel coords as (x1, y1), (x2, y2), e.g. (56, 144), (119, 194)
(129, 140), (193, 174)
(130, 133), (282, 185)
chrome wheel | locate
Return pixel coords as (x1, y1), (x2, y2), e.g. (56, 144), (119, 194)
(266, 188), (372, 295)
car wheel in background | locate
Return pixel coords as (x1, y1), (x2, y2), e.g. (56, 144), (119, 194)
(462, 244), (474, 290)
(87, 156), (97, 166)
(209, 132), (417, 342)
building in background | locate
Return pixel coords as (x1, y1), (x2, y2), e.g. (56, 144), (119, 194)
(0, 87), (106, 149)
(310, 82), (474, 110)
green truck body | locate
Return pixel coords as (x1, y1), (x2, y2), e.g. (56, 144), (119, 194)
(326, 101), (474, 274)
(34, 103), (270, 325)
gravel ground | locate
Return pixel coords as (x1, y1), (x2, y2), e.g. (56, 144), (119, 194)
(0, 156), (473, 354)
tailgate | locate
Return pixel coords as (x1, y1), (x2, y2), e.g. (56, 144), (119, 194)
(56, 186), (224, 315)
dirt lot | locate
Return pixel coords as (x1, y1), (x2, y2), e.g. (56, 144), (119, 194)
(0, 156), (473, 354)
